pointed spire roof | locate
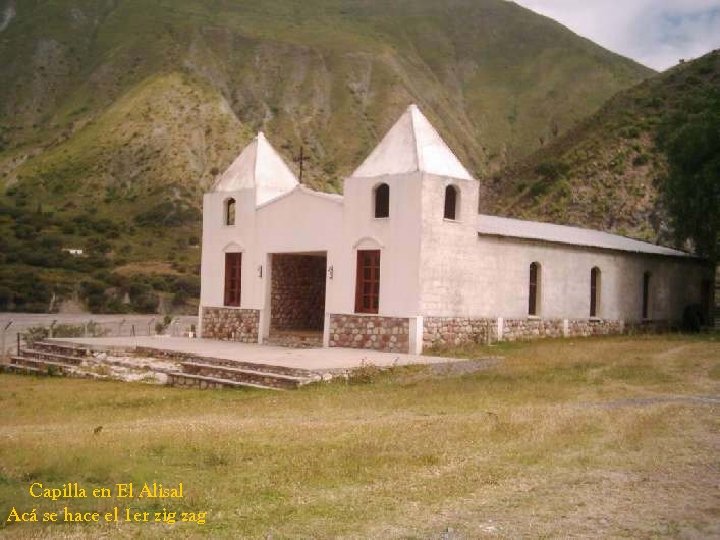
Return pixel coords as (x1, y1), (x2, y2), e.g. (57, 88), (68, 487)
(352, 104), (473, 180)
(212, 132), (299, 205)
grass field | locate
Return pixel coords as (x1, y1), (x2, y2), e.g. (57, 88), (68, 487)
(1, 334), (719, 538)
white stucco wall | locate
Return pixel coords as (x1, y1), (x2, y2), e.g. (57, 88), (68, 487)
(418, 173), (482, 316)
(339, 173), (424, 316)
(419, 226), (710, 322)
(200, 187), (344, 336)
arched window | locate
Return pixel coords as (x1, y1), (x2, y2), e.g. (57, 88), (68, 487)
(590, 267), (601, 317)
(444, 185), (459, 220)
(225, 198), (236, 226)
(374, 183), (390, 218)
(529, 262), (541, 316)
(642, 272), (651, 319)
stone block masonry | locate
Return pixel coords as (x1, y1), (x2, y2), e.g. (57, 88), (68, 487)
(271, 255), (326, 331)
(566, 319), (624, 337)
(502, 318), (624, 341)
(423, 317), (496, 348)
(329, 315), (409, 354)
(502, 318), (564, 341)
(422, 316), (626, 348)
(201, 307), (259, 343)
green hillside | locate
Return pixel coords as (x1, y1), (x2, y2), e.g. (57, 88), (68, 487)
(0, 0), (652, 312)
(488, 50), (720, 248)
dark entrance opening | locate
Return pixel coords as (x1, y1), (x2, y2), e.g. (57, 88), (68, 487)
(269, 253), (327, 346)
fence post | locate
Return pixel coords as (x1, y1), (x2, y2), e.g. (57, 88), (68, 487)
(84, 322), (89, 337)
(17, 332), (21, 355)
(49, 320), (57, 339)
(119, 319), (125, 337)
(148, 318), (155, 336)
(131, 324), (136, 337)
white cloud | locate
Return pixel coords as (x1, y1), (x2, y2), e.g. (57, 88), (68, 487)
(511, 0), (720, 70)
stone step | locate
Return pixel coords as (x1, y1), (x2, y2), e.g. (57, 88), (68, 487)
(182, 356), (316, 379)
(264, 337), (323, 349)
(19, 349), (85, 366)
(167, 371), (282, 391)
(33, 340), (89, 358)
(266, 331), (323, 349)
(1, 363), (43, 375)
(179, 361), (313, 390)
(10, 356), (74, 375)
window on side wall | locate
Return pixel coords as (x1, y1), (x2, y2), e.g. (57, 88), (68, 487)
(224, 253), (242, 307)
(642, 271), (651, 320)
(374, 183), (390, 218)
(590, 267), (601, 317)
(529, 262), (541, 316)
(355, 250), (380, 314)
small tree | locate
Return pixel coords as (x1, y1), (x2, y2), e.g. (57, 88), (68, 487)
(659, 92), (720, 261)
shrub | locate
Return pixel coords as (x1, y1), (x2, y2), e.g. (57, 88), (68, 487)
(534, 161), (569, 182)
(347, 361), (384, 384)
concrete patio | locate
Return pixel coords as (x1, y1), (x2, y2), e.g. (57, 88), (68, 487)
(54, 336), (458, 372)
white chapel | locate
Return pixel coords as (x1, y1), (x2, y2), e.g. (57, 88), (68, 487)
(199, 105), (712, 354)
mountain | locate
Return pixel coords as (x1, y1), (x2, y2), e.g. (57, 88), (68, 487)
(486, 50), (720, 247)
(0, 0), (652, 312)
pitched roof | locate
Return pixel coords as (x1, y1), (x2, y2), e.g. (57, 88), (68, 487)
(476, 214), (692, 257)
(351, 104), (474, 180)
(212, 132), (299, 205)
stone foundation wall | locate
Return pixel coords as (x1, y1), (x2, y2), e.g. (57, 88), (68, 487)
(423, 317), (496, 349)
(422, 317), (627, 347)
(566, 319), (624, 337)
(201, 307), (259, 343)
(271, 255), (326, 331)
(329, 315), (409, 353)
(502, 319), (564, 341)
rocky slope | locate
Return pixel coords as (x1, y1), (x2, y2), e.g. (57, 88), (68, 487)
(487, 50), (720, 247)
(0, 0), (653, 312)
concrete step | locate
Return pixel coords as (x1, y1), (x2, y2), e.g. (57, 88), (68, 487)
(19, 349), (85, 366)
(32, 340), (90, 358)
(167, 371), (282, 391)
(10, 356), (74, 375)
(179, 361), (313, 390)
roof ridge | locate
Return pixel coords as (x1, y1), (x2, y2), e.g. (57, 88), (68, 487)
(252, 131), (262, 182)
(409, 104), (422, 173)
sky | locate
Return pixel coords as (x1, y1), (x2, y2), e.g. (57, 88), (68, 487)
(512, 0), (720, 71)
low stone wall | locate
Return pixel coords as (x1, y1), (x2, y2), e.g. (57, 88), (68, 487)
(201, 307), (259, 343)
(423, 317), (495, 349)
(329, 315), (409, 353)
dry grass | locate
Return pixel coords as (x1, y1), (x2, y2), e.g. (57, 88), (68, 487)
(1, 334), (719, 538)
